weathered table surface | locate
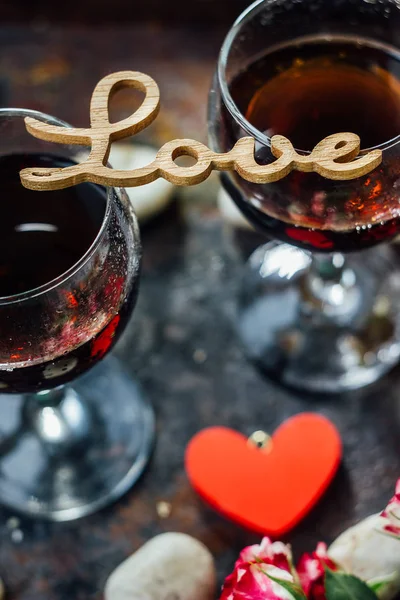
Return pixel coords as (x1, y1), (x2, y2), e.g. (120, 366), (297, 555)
(1, 23), (400, 600)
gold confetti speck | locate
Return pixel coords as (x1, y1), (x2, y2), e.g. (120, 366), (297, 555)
(6, 517), (20, 530)
(156, 501), (172, 519)
(193, 349), (207, 364)
(373, 295), (390, 317)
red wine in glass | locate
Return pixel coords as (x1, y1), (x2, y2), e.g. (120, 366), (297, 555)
(220, 36), (400, 252)
(0, 153), (137, 393)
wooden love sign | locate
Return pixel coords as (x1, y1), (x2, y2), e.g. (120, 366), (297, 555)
(20, 71), (383, 191)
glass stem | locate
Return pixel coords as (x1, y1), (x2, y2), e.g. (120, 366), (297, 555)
(24, 386), (91, 453)
(303, 253), (359, 320)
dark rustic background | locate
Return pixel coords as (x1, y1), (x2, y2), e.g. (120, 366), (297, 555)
(2, 0), (250, 24)
(0, 4), (400, 600)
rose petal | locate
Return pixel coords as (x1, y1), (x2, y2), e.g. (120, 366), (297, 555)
(298, 542), (339, 600)
(329, 513), (400, 599)
(380, 479), (400, 540)
(220, 538), (296, 600)
(237, 538), (292, 574)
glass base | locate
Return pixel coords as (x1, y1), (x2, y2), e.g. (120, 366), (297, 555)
(237, 242), (400, 393)
(0, 357), (155, 521)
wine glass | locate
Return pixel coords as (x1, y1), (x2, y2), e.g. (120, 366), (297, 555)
(209, 0), (400, 393)
(0, 109), (154, 520)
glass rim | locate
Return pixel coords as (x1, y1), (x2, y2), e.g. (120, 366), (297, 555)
(217, 0), (400, 154)
(0, 107), (112, 306)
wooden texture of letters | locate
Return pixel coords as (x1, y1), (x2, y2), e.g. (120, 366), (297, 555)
(20, 71), (383, 191)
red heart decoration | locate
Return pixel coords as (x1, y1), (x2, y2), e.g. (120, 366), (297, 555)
(185, 413), (341, 536)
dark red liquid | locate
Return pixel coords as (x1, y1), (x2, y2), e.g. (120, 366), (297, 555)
(1, 306), (133, 394)
(0, 154), (137, 393)
(220, 37), (400, 252)
(0, 154), (105, 296)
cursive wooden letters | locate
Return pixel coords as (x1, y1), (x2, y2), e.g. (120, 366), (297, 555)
(20, 71), (383, 191)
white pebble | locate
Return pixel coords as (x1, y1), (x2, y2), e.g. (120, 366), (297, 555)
(104, 532), (216, 600)
(109, 144), (174, 223)
(329, 514), (400, 600)
(74, 144), (174, 223)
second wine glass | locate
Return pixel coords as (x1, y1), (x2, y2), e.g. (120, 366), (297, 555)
(0, 109), (154, 521)
(209, 0), (400, 393)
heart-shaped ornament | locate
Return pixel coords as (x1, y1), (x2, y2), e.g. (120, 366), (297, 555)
(185, 413), (341, 536)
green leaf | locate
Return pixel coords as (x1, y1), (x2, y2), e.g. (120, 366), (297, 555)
(267, 574), (307, 600)
(325, 568), (379, 600)
(368, 573), (398, 594)
(369, 580), (388, 594)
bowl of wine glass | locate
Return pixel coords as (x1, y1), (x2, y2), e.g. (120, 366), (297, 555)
(209, 0), (400, 393)
(0, 109), (154, 521)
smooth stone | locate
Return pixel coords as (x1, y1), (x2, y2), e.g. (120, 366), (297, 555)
(104, 532), (216, 600)
(329, 514), (400, 600)
(109, 144), (174, 223)
(75, 143), (174, 223)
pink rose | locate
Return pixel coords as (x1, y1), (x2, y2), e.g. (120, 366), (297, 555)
(380, 479), (400, 539)
(220, 537), (304, 600)
(297, 542), (338, 600)
(235, 537), (293, 572)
